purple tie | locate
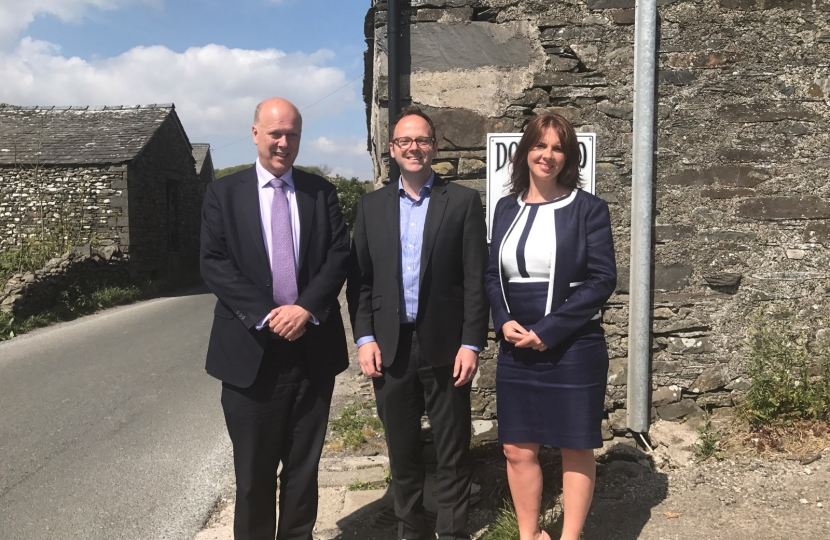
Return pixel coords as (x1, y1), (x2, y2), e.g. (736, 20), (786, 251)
(270, 177), (298, 306)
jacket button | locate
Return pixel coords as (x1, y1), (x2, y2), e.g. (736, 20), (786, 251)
(265, 280), (272, 287)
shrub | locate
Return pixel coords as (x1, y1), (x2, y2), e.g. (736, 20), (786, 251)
(743, 310), (830, 428)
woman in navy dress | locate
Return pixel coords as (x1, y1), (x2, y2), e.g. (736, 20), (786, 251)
(485, 113), (616, 540)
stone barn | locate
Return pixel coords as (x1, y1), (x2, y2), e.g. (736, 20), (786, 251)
(192, 143), (216, 185)
(365, 1), (830, 437)
(0, 104), (207, 281)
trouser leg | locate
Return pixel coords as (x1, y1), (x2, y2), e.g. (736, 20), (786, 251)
(421, 362), (472, 540)
(373, 327), (434, 540)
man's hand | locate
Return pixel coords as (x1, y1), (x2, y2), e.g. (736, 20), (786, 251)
(514, 329), (548, 351)
(357, 342), (383, 377)
(268, 305), (311, 341)
(453, 347), (478, 387)
(502, 320), (528, 344)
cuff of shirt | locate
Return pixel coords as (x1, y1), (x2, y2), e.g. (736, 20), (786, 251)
(255, 313), (271, 331)
(461, 344), (480, 353)
(356, 335), (376, 347)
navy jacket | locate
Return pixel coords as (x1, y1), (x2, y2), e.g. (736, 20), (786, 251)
(485, 189), (617, 351)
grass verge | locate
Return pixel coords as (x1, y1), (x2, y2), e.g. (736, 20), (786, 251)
(327, 400), (384, 451)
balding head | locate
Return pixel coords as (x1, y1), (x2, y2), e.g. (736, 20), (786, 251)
(252, 97), (303, 177)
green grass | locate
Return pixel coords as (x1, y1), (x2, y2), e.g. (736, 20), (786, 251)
(694, 417), (721, 461)
(329, 400), (384, 450)
(0, 284), (143, 340)
(479, 500), (561, 540)
(742, 310), (830, 428)
(347, 479), (376, 491)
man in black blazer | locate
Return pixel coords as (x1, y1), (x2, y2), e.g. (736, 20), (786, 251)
(201, 97), (349, 540)
(348, 107), (489, 540)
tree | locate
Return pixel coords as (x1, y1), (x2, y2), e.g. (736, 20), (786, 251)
(334, 177), (365, 229)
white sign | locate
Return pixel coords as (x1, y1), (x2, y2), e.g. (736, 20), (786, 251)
(485, 132), (596, 241)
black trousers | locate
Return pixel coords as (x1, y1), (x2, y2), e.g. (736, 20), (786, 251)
(373, 325), (472, 540)
(221, 340), (335, 540)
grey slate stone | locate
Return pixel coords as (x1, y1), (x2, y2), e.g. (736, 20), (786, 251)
(410, 22), (533, 72)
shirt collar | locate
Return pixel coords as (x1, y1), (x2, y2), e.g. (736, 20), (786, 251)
(398, 172), (435, 199)
(256, 158), (295, 189)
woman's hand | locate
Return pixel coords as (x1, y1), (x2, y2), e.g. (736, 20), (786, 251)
(515, 330), (549, 351)
(502, 321), (529, 344)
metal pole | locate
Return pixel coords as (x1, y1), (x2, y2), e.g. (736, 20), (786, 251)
(627, 0), (657, 434)
(387, 0), (401, 183)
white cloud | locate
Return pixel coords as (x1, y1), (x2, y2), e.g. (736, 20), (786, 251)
(0, 36), (372, 178)
(310, 136), (367, 157)
(0, 0), (154, 48)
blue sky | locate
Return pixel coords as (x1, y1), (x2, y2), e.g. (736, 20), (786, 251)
(0, 0), (373, 179)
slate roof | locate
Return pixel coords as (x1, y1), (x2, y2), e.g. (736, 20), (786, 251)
(192, 143), (211, 174)
(0, 104), (187, 166)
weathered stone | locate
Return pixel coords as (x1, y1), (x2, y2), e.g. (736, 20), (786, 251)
(738, 197), (830, 220)
(654, 264), (693, 291)
(608, 408), (628, 433)
(664, 169), (713, 186)
(588, 0), (682, 7)
(610, 9), (635, 24)
(718, 147), (776, 162)
(695, 392), (734, 408)
(476, 359), (496, 388)
(700, 187), (755, 199)
(718, 102), (814, 123)
(426, 108), (509, 149)
(666, 51), (739, 69)
(659, 70), (695, 86)
(615, 266), (629, 294)
(570, 44), (599, 67)
(533, 73), (607, 87)
(653, 360), (681, 374)
(719, 0), (816, 9)
(431, 161), (456, 176)
(537, 17), (568, 28)
(653, 307), (676, 319)
(703, 273), (742, 289)
(607, 358), (628, 385)
(655, 224), (695, 242)
(667, 336), (714, 354)
(690, 365), (729, 393)
(416, 8), (444, 22)
(534, 106), (583, 124)
(725, 377), (751, 391)
(601, 419), (614, 440)
(699, 230), (757, 243)
(652, 385), (682, 407)
(457, 158), (485, 177)
(804, 223), (830, 244)
(512, 88), (549, 107)
(548, 55), (581, 71)
(786, 249), (806, 260)
(411, 22), (533, 72)
(657, 399), (704, 421)
(596, 101), (633, 120)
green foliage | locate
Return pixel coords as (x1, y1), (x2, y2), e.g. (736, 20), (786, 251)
(334, 176), (366, 228)
(0, 284), (143, 341)
(743, 310), (830, 428)
(347, 479), (376, 491)
(694, 417), (721, 461)
(0, 225), (83, 287)
(329, 400), (384, 450)
(214, 163), (254, 179)
(480, 500), (560, 540)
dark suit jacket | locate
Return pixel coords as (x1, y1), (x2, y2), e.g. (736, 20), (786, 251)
(347, 175), (489, 367)
(200, 166), (350, 388)
(485, 189), (616, 352)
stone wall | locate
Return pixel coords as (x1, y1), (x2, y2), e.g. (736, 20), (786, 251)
(127, 115), (206, 280)
(0, 165), (126, 249)
(0, 244), (130, 317)
(367, 0), (830, 433)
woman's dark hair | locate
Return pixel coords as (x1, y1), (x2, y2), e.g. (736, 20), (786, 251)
(508, 113), (582, 196)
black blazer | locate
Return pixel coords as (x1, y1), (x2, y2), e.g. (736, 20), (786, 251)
(347, 175), (489, 367)
(485, 189), (616, 352)
(200, 166), (350, 387)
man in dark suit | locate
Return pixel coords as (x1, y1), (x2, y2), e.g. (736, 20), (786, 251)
(200, 97), (349, 540)
(348, 106), (489, 540)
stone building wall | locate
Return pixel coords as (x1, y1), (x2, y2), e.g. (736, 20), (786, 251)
(366, 0), (830, 433)
(0, 165), (126, 250)
(127, 115), (205, 280)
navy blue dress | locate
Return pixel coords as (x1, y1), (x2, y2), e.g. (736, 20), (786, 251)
(485, 190), (616, 449)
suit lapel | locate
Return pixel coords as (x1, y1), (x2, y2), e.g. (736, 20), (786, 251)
(293, 168), (315, 267)
(419, 175), (448, 286)
(385, 182), (401, 279)
(240, 168), (270, 273)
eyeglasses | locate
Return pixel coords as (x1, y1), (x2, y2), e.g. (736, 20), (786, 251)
(391, 137), (434, 149)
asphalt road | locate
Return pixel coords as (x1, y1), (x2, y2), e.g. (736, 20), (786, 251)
(0, 288), (232, 540)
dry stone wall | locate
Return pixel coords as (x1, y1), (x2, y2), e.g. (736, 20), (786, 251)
(366, 0), (830, 435)
(0, 165), (127, 250)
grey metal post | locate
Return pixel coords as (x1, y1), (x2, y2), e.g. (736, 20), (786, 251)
(387, 0), (401, 183)
(627, 0), (658, 434)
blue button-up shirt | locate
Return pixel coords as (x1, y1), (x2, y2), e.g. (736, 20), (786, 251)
(356, 174), (478, 353)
